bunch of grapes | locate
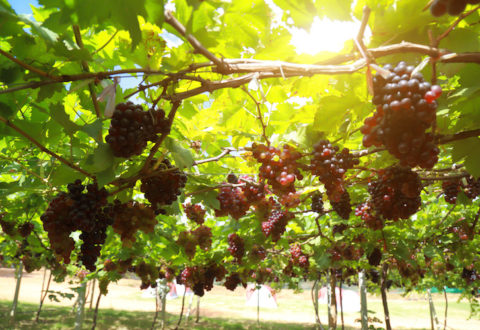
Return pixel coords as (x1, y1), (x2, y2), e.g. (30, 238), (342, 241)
(250, 267), (273, 284)
(330, 191), (352, 220)
(40, 180), (110, 269)
(251, 143), (303, 195)
(183, 202), (206, 225)
(289, 244), (310, 270)
(133, 261), (160, 289)
(249, 244), (267, 261)
(442, 179), (461, 204)
(105, 102), (170, 158)
(224, 272), (246, 291)
(449, 217), (471, 240)
(310, 140), (359, 202)
(261, 208), (294, 242)
(430, 0), (480, 17)
(180, 263), (227, 296)
(462, 266), (478, 285)
(215, 185), (250, 219)
(311, 192), (324, 214)
(329, 243), (364, 261)
(464, 176), (480, 199)
(368, 166), (422, 221)
(140, 159), (187, 212)
(0, 214), (17, 237)
(362, 62), (441, 169)
(103, 259), (117, 272)
(18, 222), (34, 238)
(355, 202), (384, 230)
(177, 225), (212, 259)
(368, 248), (383, 266)
(111, 200), (157, 246)
(228, 233), (245, 264)
(237, 175), (267, 204)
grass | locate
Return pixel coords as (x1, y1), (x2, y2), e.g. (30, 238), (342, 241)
(0, 300), (320, 330)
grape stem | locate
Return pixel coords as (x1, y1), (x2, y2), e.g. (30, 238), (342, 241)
(241, 87), (271, 146)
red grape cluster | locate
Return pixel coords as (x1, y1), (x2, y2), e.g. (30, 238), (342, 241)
(215, 185), (250, 219)
(430, 0), (480, 17)
(105, 102), (170, 158)
(180, 263), (226, 296)
(355, 202), (384, 230)
(261, 208), (294, 242)
(40, 180), (111, 269)
(227, 233), (245, 264)
(18, 222), (34, 238)
(0, 214), (16, 237)
(330, 191), (352, 220)
(250, 267), (274, 284)
(224, 272), (246, 291)
(251, 143), (303, 195)
(249, 244), (267, 261)
(442, 176), (480, 203)
(111, 200), (157, 246)
(140, 159), (187, 212)
(362, 62), (441, 169)
(368, 166), (422, 220)
(449, 217), (472, 240)
(462, 266), (478, 285)
(177, 225), (212, 259)
(310, 140), (359, 202)
(368, 248), (382, 266)
(329, 243), (364, 261)
(183, 202), (206, 225)
(289, 244), (310, 270)
(311, 192), (324, 214)
(133, 262), (160, 289)
(240, 176), (267, 204)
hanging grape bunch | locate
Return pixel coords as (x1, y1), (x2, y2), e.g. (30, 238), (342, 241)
(362, 62), (442, 169)
(430, 0), (480, 17)
(105, 102), (169, 158)
(368, 166), (422, 221)
(140, 158), (187, 212)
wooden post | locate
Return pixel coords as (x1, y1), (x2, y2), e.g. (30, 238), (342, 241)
(380, 264), (392, 330)
(359, 271), (368, 330)
(10, 262), (23, 321)
(328, 269), (337, 329)
(74, 281), (87, 330)
(195, 296), (200, 323)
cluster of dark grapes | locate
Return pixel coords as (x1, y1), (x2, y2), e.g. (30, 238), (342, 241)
(442, 176), (480, 203)
(250, 267), (273, 284)
(177, 225), (212, 259)
(239, 175), (267, 204)
(430, 0), (480, 17)
(133, 262), (160, 289)
(289, 244), (310, 270)
(183, 202), (206, 225)
(462, 266), (478, 285)
(355, 202), (384, 230)
(180, 263), (226, 296)
(310, 140), (359, 202)
(329, 243), (364, 261)
(330, 191), (352, 220)
(394, 258), (425, 283)
(362, 62), (441, 169)
(311, 192), (324, 214)
(111, 200), (156, 246)
(449, 217), (471, 240)
(105, 102), (170, 158)
(224, 272), (246, 291)
(140, 159), (187, 212)
(18, 222), (34, 238)
(215, 185), (250, 219)
(249, 244), (267, 262)
(261, 208), (294, 242)
(251, 143), (303, 195)
(368, 248), (382, 266)
(368, 166), (422, 221)
(0, 214), (17, 237)
(40, 180), (111, 270)
(227, 233), (245, 263)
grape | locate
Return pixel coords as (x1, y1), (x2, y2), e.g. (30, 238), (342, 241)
(311, 192), (324, 214)
(18, 222), (34, 238)
(111, 200), (157, 246)
(442, 179), (461, 204)
(448, 0), (467, 15)
(261, 208), (294, 242)
(140, 159), (187, 211)
(228, 233), (245, 263)
(464, 176), (480, 199)
(368, 166), (422, 221)
(431, 0), (448, 16)
(363, 63), (441, 169)
(224, 273), (245, 291)
(368, 248), (382, 266)
(330, 191), (352, 220)
(355, 202), (384, 230)
(183, 202), (206, 225)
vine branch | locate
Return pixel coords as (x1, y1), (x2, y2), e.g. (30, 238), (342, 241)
(241, 87), (270, 146)
(0, 116), (94, 178)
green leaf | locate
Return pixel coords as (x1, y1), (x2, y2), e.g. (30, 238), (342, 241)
(80, 119), (104, 143)
(96, 166), (116, 187)
(50, 103), (81, 135)
(464, 151), (480, 179)
(92, 144), (114, 173)
(164, 137), (194, 169)
(50, 164), (86, 186)
(451, 138), (480, 163)
(17, 14), (59, 44)
(275, 0), (316, 28)
(0, 102), (15, 118)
